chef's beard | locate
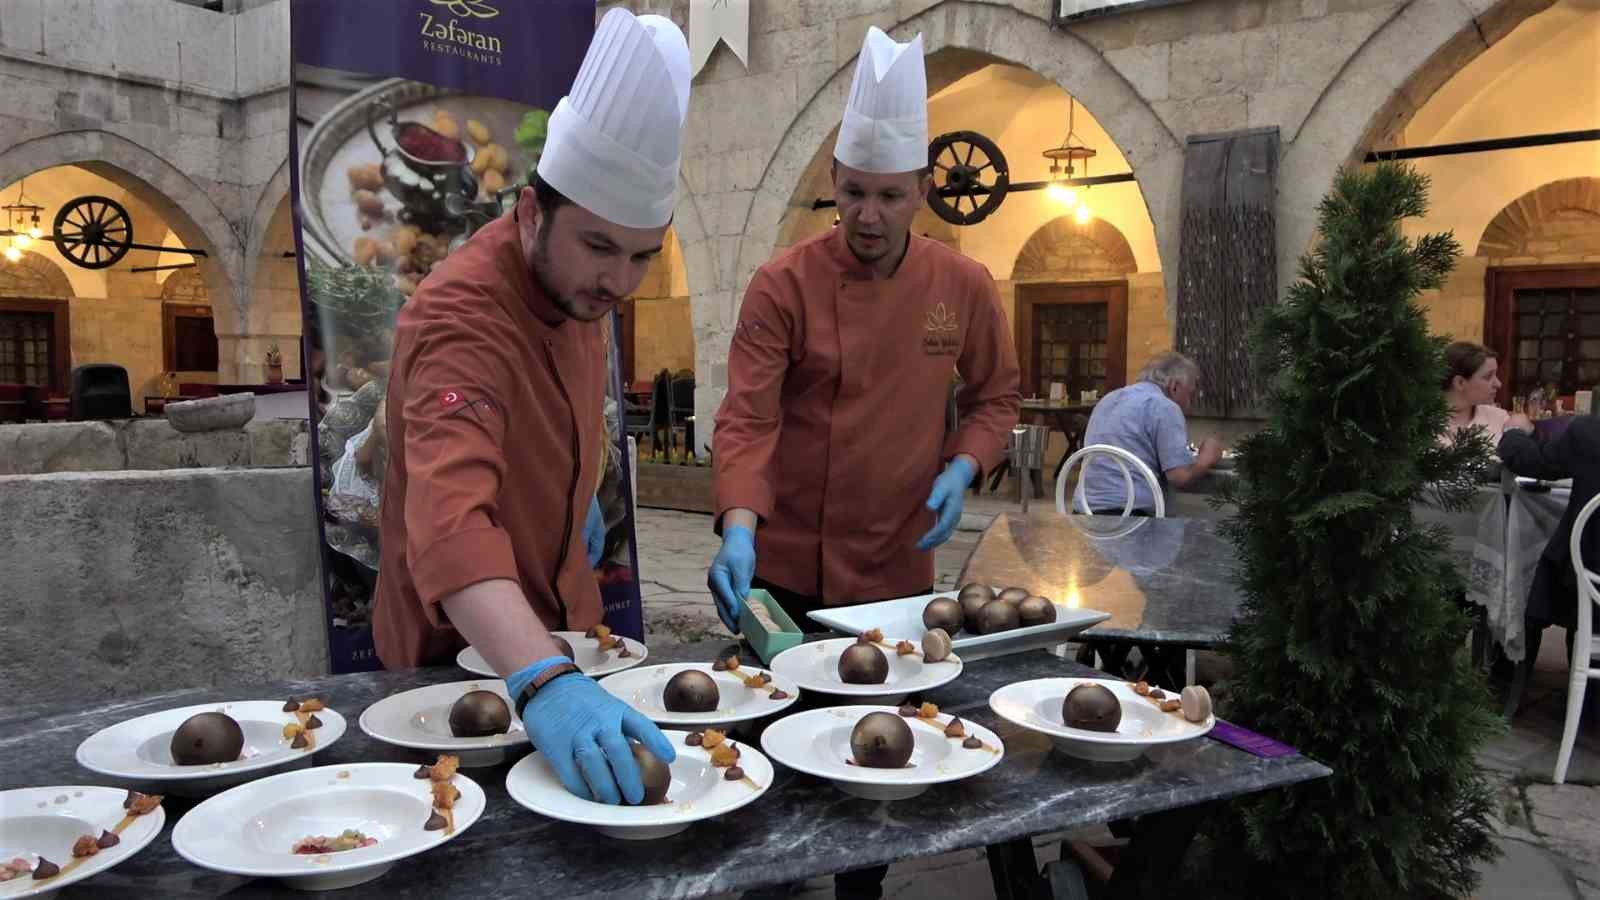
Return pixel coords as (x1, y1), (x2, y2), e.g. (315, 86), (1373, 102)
(530, 231), (618, 322)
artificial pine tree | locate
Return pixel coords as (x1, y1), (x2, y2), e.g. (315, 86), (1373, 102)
(1200, 162), (1500, 898)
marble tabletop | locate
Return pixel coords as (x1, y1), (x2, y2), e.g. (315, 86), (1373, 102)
(959, 512), (1244, 647)
(1, 640), (1328, 898)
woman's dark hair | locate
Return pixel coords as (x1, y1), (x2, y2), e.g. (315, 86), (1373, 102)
(1442, 341), (1496, 390)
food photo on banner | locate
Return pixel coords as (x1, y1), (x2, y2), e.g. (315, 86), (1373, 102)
(287, 0), (644, 673)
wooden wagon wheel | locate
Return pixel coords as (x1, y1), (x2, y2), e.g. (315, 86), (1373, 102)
(927, 131), (1009, 226)
(53, 195), (134, 270)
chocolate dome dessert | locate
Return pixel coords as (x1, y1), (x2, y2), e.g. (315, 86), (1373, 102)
(170, 712), (245, 765)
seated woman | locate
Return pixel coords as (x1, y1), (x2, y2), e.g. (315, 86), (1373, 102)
(1440, 341), (1509, 448)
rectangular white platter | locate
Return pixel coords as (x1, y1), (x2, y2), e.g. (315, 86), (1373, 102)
(806, 588), (1111, 663)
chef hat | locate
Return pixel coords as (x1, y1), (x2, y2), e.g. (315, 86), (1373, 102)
(833, 27), (928, 175)
(536, 8), (690, 229)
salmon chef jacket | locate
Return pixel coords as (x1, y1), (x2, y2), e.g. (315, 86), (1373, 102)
(713, 228), (1021, 604)
(373, 208), (606, 669)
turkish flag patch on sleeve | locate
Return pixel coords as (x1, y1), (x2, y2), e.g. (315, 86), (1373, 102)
(440, 389), (464, 408)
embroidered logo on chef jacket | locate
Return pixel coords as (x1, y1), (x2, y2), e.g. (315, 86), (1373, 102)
(923, 302), (960, 356)
(439, 390), (497, 423)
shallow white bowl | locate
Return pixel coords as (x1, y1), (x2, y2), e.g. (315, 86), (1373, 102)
(598, 662), (800, 730)
(457, 631), (647, 679)
(805, 589), (1109, 662)
(359, 680), (528, 768)
(0, 785), (166, 897)
(767, 638), (962, 705)
(988, 677), (1214, 762)
(171, 762), (484, 892)
(505, 730), (773, 840)
(759, 705), (1004, 801)
(75, 700), (347, 797)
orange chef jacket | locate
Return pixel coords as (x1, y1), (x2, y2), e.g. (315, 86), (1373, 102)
(714, 228), (1021, 604)
(372, 203), (606, 669)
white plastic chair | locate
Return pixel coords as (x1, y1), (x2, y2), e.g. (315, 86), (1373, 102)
(1555, 493), (1600, 784)
(1055, 444), (1194, 684)
(1055, 444), (1166, 519)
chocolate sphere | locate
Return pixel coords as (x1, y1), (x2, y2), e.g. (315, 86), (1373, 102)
(1017, 596), (1057, 627)
(837, 643), (889, 685)
(663, 670), (720, 713)
(631, 741), (671, 805)
(922, 597), (964, 633)
(850, 712), (914, 769)
(997, 587), (1030, 605)
(974, 599), (1020, 634)
(170, 712), (244, 766)
(1063, 684), (1121, 733)
(449, 690), (512, 737)
(959, 593), (991, 633)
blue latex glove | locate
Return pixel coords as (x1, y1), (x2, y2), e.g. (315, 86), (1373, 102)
(916, 457), (977, 551)
(707, 525), (755, 633)
(583, 495), (606, 568)
(508, 657), (676, 805)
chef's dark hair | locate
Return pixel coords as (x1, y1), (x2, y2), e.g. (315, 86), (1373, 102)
(1442, 341), (1495, 391)
(531, 172), (571, 220)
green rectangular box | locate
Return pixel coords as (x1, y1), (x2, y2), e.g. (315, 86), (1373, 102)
(739, 589), (804, 665)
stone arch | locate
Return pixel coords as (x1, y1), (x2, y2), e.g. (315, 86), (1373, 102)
(243, 159), (291, 296)
(1476, 177), (1600, 259)
(160, 268), (209, 304)
(0, 251), (75, 299)
(0, 130), (243, 358)
(1278, 0), (1558, 290)
(1012, 215), (1137, 283)
(687, 1), (1182, 433)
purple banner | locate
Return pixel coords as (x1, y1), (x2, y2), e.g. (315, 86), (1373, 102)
(288, 0), (643, 671)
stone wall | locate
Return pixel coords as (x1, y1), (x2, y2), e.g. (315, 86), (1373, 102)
(0, 417), (309, 475)
(633, 296), (696, 377)
(0, 466), (327, 700)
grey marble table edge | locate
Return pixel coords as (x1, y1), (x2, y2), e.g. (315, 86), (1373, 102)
(2, 642), (1330, 899)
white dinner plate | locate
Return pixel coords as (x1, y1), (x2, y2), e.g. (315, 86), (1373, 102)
(505, 730), (773, 840)
(75, 700), (347, 797)
(598, 663), (800, 729)
(767, 638), (962, 705)
(759, 705), (1004, 801)
(456, 631), (648, 679)
(0, 786), (166, 897)
(172, 762), (484, 892)
(805, 590), (1109, 662)
(358, 681), (528, 768)
(988, 677), (1214, 762)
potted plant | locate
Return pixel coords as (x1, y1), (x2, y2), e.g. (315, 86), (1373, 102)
(264, 343), (284, 384)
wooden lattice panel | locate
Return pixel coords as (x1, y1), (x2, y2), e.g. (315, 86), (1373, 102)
(1174, 128), (1279, 419)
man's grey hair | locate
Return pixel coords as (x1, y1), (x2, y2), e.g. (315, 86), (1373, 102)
(1137, 351), (1199, 392)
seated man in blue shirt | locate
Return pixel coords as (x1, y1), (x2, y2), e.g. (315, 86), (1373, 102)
(1077, 351), (1221, 516)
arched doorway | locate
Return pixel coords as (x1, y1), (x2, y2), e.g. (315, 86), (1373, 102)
(0, 162), (224, 411)
(0, 131), (241, 396)
(1011, 215), (1139, 402)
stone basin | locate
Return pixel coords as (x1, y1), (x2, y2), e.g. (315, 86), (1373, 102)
(166, 393), (257, 433)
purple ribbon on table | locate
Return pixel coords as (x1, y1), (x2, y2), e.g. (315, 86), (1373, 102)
(1207, 720), (1300, 758)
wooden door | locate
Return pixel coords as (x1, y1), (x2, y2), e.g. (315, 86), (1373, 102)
(1485, 265), (1600, 404)
(0, 298), (70, 391)
(1015, 281), (1127, 401)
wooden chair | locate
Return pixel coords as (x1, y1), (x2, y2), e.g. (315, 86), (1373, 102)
(1555, 492), (1600, 784)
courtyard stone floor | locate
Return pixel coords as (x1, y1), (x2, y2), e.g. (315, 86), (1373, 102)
(632, 497), (1600, 899)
